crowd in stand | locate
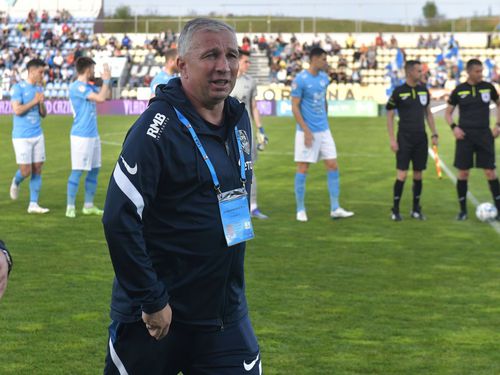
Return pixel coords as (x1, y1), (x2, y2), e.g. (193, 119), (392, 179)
(0, 10), (498, 99)
(244, 32), (499, 89)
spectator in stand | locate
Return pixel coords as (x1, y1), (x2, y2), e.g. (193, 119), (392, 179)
(337, 55), (348, 68)
(375, 33), (384, 48)
(390, 35), (398, 48)
(258, 34), (267, 50)
(346, 33), (355, 49)
(122, 34), (132, 49)
(417, 35), (425, 48)
(27, 9), (37, 25)
(331, 40), (341, 55)
(62, 22), (71, 36)
(41, 10), (49, 23)
(367, 45), (377, 69)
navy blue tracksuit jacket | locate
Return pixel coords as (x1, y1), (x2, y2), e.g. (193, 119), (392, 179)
(102, 78), (253, 329)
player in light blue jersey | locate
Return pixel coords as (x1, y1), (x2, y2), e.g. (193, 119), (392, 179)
(150, 48), (178, 97)
(65, 57), (111, 218)
(9, 58), (50, 214)
(291, 47), (354, 222)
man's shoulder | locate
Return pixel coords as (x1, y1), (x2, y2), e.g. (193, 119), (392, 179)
(69, 80), (87, 93)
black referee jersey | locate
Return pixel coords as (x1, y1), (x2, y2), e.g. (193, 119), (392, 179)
(448, 81), (499, 130)
(386, 83), (430, 132)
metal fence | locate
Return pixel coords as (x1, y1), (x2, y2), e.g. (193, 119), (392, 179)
(94, 16), (500, 34)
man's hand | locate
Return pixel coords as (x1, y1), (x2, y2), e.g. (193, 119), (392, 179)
(256, 127), (269, 151)
(304, 129), (313, 148)
(390, 139), (399, 153)
(142, 304), (172, 341)
(493, 126), (500, 138)
(0, 251), (8, 299)
(431, 135), (439, 146)
(453, 126), (466, 140)
(34, 92), (44, 104)
(102, 63), (112, 81)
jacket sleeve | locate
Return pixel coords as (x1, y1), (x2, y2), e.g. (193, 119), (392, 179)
(102, 107), (169, 315)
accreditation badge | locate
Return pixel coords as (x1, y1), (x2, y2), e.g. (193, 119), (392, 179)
(218, 187), (254, 247)
(481, 91), (491, 103)
(419, 94), (428, 106)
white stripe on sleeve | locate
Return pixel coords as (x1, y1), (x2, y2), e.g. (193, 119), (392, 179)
(113, 162), (145, 218)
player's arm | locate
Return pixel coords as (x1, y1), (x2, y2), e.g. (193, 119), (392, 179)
(11, 94), (43, 116)
(446, 90), (465, 140)
(87, 64), (111, 103)
(493, 90), (500, 138)
(38, 95), (47, 118)
(385, 91), (398, 152)
(386, 109), (398, 152)
(291, 96), (313, 147)
(251, 97), (268, 149)
(103, 107), (171, 340)
(425, 106), (438, 145)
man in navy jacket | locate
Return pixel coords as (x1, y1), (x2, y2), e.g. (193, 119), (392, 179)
(103, 18), (262, 375)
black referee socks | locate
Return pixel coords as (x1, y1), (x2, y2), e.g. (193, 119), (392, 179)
(412, 179), (422, 212)
(393, 179), (405, 213)
(457, 179), (468, 213)
(488, 178), (500, 211)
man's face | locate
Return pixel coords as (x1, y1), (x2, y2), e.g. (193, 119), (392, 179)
(238, 54), (250, 75)
(467, 64), (483, 84)
(29, 66), (45, 84)
(408, 64), (422, 82)
(311, 53), (328, 71)
(178, 30), (239, 106)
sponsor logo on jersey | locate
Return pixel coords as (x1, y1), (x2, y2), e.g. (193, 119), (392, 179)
(419, 94), (427, 106)
(481, 91), (491, 103)
(243, 353), (261, 374)
(146, 113), (167, 139)
(120, 156), (137, 175)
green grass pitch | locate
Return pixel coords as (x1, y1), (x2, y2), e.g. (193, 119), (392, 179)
(0, 114), (499, 374)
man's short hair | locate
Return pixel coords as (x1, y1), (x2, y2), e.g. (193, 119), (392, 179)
(466, 58), (482, 71)
(404, 60), (421, 73)
(309, 47), (326, 60)
(26, 58), (46, 71)
(238, 49), (250, 58)
(178, 18), (235, 58)
(164, 48), (177, 62)
(75, 57), (96, 75)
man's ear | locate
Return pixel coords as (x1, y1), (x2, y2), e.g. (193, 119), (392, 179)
(177, 57), (187, 79)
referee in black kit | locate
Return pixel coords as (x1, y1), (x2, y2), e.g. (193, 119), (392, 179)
(386, 60), (438, 221)
(445, 58), (500, 220)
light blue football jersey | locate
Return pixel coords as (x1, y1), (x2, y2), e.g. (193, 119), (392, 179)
(11, 81), (44, 139)
(150, 71), (174, 94)
(69, 80), (99, 137)
(291, 70), (330, 133)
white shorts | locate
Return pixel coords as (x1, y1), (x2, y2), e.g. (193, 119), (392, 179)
(294, 129), (337, 163)
(70, 135), (101, 171)
(12, 134), (46, 164)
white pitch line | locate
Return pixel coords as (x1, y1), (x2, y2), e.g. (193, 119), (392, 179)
(101, 140), (122, 146)
(429, 104), (500, 235)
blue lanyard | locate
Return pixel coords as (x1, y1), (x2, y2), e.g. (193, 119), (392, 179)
(174, 108), (246, 193)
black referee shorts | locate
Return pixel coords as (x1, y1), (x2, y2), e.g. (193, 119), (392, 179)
(396, 131), (428, 171)
(454, 129), (496, 170)
(104, 315), (261, 375)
